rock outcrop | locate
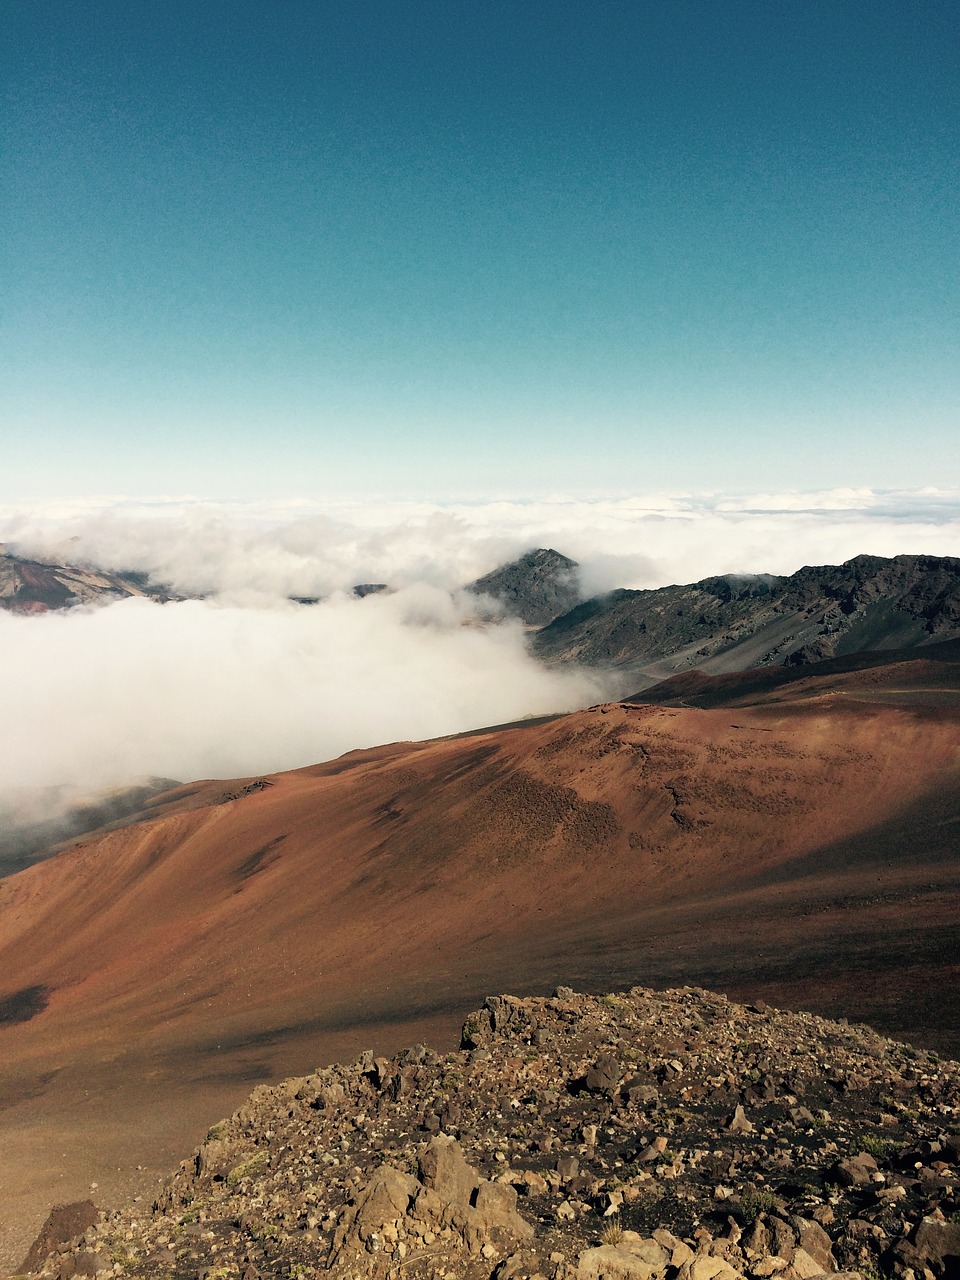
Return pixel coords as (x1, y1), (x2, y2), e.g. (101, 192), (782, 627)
(533, 553), (960, 677)
(16, 986), (960, 1280)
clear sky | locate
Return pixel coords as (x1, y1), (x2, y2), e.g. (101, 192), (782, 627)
(2, 0), (957, 501)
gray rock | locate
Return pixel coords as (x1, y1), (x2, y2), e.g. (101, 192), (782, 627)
(585, 1054), (622, 1094)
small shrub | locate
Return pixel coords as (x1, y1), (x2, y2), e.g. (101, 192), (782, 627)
(858, 1136), (897, 1161)
(601, 1214), (624, 1246)
(740, 1189), (778, 1222)
(226, 1149), (268, 1188)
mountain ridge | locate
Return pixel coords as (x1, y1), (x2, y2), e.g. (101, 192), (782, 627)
(534, 553), (960, 684)
(467, 548), (582, 627)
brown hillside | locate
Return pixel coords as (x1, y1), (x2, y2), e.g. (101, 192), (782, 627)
(0, 552), (174, 613)
(0, 667), (958, 1265)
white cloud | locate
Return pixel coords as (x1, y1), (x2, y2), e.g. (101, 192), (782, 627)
(2, 487), (959, 603)
(0, 487), (957, 807)
(0, 588), (608, 799)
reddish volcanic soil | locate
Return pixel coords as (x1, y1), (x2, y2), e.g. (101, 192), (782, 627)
(1, 657), (959, 1266)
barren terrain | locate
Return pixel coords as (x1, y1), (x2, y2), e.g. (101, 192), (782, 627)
(1, 651), (958, 1267)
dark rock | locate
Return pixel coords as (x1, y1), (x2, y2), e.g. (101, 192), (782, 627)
(467, 549), (581, 627)
(534, 553), (960, 677)
(835, 1153), (879, 1187)
(892, 1217), (960, 1275)
(584, 1054), (622, 1094)
(18, 1201), (100, 1274)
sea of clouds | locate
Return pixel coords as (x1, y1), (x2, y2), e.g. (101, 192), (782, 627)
(1, 488), (958, 809)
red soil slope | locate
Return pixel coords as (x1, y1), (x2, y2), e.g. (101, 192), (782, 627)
(1, 667), (958, 1264)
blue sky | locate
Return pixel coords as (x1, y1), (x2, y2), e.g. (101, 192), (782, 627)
(2, 0), (957, 500)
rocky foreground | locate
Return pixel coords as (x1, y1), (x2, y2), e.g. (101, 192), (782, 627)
(16, 987), (960, 1280)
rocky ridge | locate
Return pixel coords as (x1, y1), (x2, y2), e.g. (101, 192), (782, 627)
(533, 555), (960, 680)
(19, 987), (960, 1280)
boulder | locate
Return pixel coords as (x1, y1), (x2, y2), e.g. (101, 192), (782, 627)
(332, 1134), (532, 1268)
(727, 1105), (755, 1135)
(18, 1201), (100, 1275)
(463, 1180), (535, 1252)
(834, 1154), (878, 1187)
(353, 1165), (419, 1234)
(194, 1137), (237, 1179)
(768, 1218), (797, 1260)
(57, 1252), (110, 1278)
(790, 1216), (836, 1272)
(418, 1132), (480, 1206)
(585, 1054), (622, 1094)
(577, 1245), (665, 1279)
(785, 1247), (827, 1280)
(678, 1256), (744, 1280)
(892, 1217), (960, 1276)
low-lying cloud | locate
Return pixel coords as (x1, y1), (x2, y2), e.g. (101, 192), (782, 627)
(1, 487), (958, 815)
(0, 587), (607, 803)
(3, 487), (959, 604)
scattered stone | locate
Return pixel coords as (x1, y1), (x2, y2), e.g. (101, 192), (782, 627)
(31, 985), (960, 1280)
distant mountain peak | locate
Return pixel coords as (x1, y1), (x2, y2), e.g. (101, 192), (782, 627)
(467, 547), (581, 627)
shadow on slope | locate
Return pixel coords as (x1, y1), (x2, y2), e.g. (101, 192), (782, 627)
(0, 655), (958, 1265)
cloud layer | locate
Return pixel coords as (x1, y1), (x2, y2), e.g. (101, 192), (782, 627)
(3, 488), (959, 603)
(1, 488), (958, 808)
(0, 587), (607, 801)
